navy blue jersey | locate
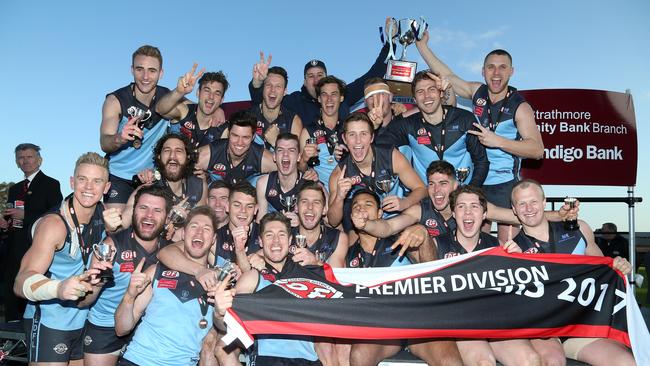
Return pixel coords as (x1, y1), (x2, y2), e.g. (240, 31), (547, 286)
(215, 223), (261, 266)
(346, 236), (411, 268)
(436, 231), (499, 259)
(251, 104), (298, 150)
(419, 198), (454, 239)
(107, 84), (171, 179)
(264, 171), (308, 213)
(472, 85), (526, 185)
(155, 175), (204, 206)
(176, 104), (227, 149)
(290, 225), (341, 261)
(375, 107), (489, 187)
(207, 139), (264, 185)
(513, 221), (587, 255)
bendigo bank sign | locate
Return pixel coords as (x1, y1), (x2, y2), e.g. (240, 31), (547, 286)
(520, 89), (637, 186)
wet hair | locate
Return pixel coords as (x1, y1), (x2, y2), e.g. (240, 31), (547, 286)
(275, 133), (300, 149)
(229, 181), (257, 203)
(426, 161), (456, 181)
(260, 211), (291, 234)
(297, 181), (326, 203)
(267, 66), (288, 87)
(132, 45), (163, 68)
(153, 133), (196, 178)
(228, 110), (257, 133)
(511, 179), (545, 202)
(484, 49), (513, 66)
(450, 185), (488, 213)
(343, 112), (374, 136)
(133, 185), (174, 215)
(185, 205), (219, 232)
(316, 75), (346, 97)
(198, 71), (229, 96)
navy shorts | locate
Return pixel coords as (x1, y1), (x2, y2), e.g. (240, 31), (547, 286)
(251, 355), (322, 366)
(83, 320), (130, 354)
(104, 174), (135, 204)
(483, 179), (517, 209)
(24, 317), (84, 362)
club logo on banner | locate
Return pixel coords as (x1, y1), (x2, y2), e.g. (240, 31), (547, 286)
(225, 248), (650, 363)
(519, 89), (637, 186)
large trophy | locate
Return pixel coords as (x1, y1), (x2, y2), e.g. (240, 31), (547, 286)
(93, 243), (116, 282)
(384, 17), (428, 96)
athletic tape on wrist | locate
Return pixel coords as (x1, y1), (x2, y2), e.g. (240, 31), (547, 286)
(23, 274), (61, 302)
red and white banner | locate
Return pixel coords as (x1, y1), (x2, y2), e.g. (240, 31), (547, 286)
(519, 89), (637, 186)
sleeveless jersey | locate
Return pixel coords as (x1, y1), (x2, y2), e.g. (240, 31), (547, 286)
(176, 104), (227, 149)
(251, 104), (297, 150)
(346, 236), (411, 268)
(304, 120), (343, 190)
(513, 221), (587, 255)
(375, 107), (489, 187)
(207, 139), (264, 185)
(264, 171), (307, 213)
(419, 199), (454, 239)
(88, 228), (161, 327)
(472, 85), (526, 185)
(107, 84), (171, 179)
(436, 231), (499, 259)
(215, 224), (262, 266)
(156, 175), (204, 206)
(289, 225), (341, 261)
(122, 263), (213, 366)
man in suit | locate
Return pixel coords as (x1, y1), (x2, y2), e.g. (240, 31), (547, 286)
(0, 143), (62, 321)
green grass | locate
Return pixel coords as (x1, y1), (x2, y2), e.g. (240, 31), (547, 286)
(636, 266), (648, 307)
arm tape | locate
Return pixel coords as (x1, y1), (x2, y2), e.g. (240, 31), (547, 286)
(22, 274), (60, 302)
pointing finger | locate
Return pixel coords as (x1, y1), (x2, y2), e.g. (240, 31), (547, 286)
(134, 257), (146, 273)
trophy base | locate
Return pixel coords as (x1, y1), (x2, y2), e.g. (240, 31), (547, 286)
(386, 80), (414, 98)
(386, 60), (417, 84)
(100, 271), (114, 283)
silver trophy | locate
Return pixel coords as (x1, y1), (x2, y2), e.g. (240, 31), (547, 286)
(456, 167), (470, 184)
(375, 174), (396, 194)
(280, 195), (297, 212)
(167, 201), (193, 227)
(92, 243), (116, 282)
(216, 260), (237, 285)
(563, 197), (580, 231)
(295, 234), (307, 249)
(385, 18), (427, 84)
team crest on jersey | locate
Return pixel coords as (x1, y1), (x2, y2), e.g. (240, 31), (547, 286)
(425, 219), (438, 228)
(162, 270), (179, 278)
(417, 128), (427, 136)
(121, 250), (136, 261)
(349, 257), (360, 267)
(213, 163), (226, 171)
(268, 189), (278, 197)
(274, 278), (344, 299)
(53, 343), (68, 354)
(222, 242), (233, 251)
(289, 244), (297, 254)
(109, 189), (118, 198)
(474, 106), (484, 117)
(183, 121), (195, 129)
(524, 247), (540, 254)
(476, 98), (487, 106)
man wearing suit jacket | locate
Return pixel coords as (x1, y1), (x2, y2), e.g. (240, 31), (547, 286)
(0, 143), (62, 321)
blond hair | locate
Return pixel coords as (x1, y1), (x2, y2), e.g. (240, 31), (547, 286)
(74, 152), (109, 177)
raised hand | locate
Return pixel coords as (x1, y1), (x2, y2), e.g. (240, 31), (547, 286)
(57, 272), (94, 301)
(381, 195), (403, 212)
(292, 248), (319, 266)
(119, 115), (143, 143)
(102, 207), (122, 232)
(468, 122), (504, 148)
(502, 226), (522, 253)
(252, 51), (272, 87)
(351, 207), (369, 230)
(177, 63), (205, 95)
(212, 274), (236, 317)
(195, 267), (218, 291)
(126, 258), (150, 298)
(613, 256), (632, 275)
(302, 138), (320, 162)
(368, 94), (384, 128)
(391, 224), (428, 257)
(336, 165), (353, 200)
(303, 169), (319, 182)
(232, 225), (249, 252)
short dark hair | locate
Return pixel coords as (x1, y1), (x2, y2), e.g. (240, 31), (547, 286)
(228, 110), (257, 133)
(297, 181), (326, 203)
(343, 112), (374, 136)
(411, 69), (437, 94)
(267, 66), (288, 87)
(275, 133), (299, 149)
(208, 180), (231, 192)
(484, 49), (513, 66)
(198, 71), (229, 95)
(229, 181), (257, 203)
(15, 143), (41, 156)
(316, 75), (346, 97)
(450, 185), (487, 213)
(153, 133), (196, 176)
(260, 211), (291, 234)
(426, 161), (456, 181)
(185, 205), (219, 232)
(134, 185), (174, 214)
(132, 45), (162, 68)
(351, 188), (380, 208)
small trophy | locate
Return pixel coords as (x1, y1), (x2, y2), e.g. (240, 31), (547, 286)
(167, 201), (193, 228)
(563, 197), (580, 231)
(385, 17), (427, 91)
(280, 195), (297, 212)
(306, 137), (320, 167)
(375, 175), (395, 194)
(295, 234), (307, 249)
(92, 243), (116, 282)
(131, 109), (146, 149)
(456, 167), (470, 185)
(216, 260), (236, 285)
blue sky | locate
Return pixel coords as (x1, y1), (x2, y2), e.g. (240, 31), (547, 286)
(1, 0), (649, 232)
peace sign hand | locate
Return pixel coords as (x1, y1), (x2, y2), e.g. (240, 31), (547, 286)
(126, 258), (150, 297)
(368, 94), (384, 129)
(177, 63), (205, 95)
(468, 122), (504, 148)
(252, 51), (272, 87)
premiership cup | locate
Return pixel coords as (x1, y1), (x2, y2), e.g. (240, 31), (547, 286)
(216, 260), (236, 285)
(280, 195), (297, 212)
(375, 174), (395, 194)
(295, 234), (307, 249)
(385, 17), (427, 90)
(92, 243), (116, 282)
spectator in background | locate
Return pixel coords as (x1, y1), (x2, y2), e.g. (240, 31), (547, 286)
(596, 222), (630, 260)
